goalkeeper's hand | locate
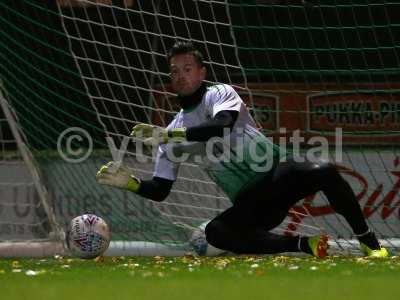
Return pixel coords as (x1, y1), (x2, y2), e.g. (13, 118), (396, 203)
(96, 161), (141, 193)
(130, 123), (186, 145)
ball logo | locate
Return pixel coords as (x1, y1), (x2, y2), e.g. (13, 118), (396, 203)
(73, 235), (90, 249)
(83, 214), (98, 226)
(73, 233), (104, 252)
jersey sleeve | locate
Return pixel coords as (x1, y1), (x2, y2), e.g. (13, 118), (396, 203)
(209, 85), (242, 117)
(153, 143), (180, 181)
(152, 117), (180, 181)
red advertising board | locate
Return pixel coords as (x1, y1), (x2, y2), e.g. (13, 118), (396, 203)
(236, 90), (278, 131)
(307, 91), (400, 144)
(284, 156), (400, 236)
(151, 86), (279, 131)
(152, 83), (400, 145)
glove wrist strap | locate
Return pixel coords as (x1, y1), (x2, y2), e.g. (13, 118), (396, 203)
(168, 127), (187, 140)
(126, 175), (141, 193)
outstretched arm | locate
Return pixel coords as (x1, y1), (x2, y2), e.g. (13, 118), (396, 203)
(131, 110), (238, 145)
(96, 162), (173, 202)
(185, 110), (238, 142)
(138, 176), (173, 202)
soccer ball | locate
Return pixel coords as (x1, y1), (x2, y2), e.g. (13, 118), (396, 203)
(189, 220), (227, 256)
(67, 214), (111, 259)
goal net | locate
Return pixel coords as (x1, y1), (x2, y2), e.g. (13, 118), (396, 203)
(0, 0), (399, 256)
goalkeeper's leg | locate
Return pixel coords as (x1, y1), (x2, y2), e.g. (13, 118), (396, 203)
(272, 158), (383, 252)
(204, 177), (326, 256)
(204, 202), (326, 256)
(205, 158), (385, 256)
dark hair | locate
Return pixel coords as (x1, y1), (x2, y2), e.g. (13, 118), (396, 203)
(167, 41), (204, 66)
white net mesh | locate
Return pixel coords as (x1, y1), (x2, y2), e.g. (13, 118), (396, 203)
(0, 0), (399, 255)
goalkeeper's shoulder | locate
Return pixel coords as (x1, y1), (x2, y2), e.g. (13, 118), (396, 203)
(206, 83), (236, 95)
(204, 84), (241, 105)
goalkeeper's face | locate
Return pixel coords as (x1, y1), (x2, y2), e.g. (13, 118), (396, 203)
(170, 53), (206, 96)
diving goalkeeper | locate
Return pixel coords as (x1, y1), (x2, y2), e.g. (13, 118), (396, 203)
(96, 41), (388, 258)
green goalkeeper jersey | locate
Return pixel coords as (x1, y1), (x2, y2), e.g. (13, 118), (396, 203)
(153, 84), (285, 202)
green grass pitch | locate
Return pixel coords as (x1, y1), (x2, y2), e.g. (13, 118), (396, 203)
(1, 255), (399, 300)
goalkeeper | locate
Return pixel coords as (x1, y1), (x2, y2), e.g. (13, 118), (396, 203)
(96, 41), (388, 258)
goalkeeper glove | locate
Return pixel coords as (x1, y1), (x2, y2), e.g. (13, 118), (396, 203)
(96, 161), (140, 193)
(130, 123), (186, 145)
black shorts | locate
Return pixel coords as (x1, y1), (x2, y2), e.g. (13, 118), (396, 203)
(214, 157), (334, 230)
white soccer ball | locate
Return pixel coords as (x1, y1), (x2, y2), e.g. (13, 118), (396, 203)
(189, 220), (227, 256)
(67, 214), (111, 259)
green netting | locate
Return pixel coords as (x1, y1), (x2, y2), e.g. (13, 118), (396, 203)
(228, 0), (400, 82)
(0, 0), (399, 251)
(0, 1), (188, 244)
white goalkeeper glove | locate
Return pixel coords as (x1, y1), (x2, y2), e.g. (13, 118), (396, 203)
(96, 161), (141, 193)
(130, 123), (186, 145)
